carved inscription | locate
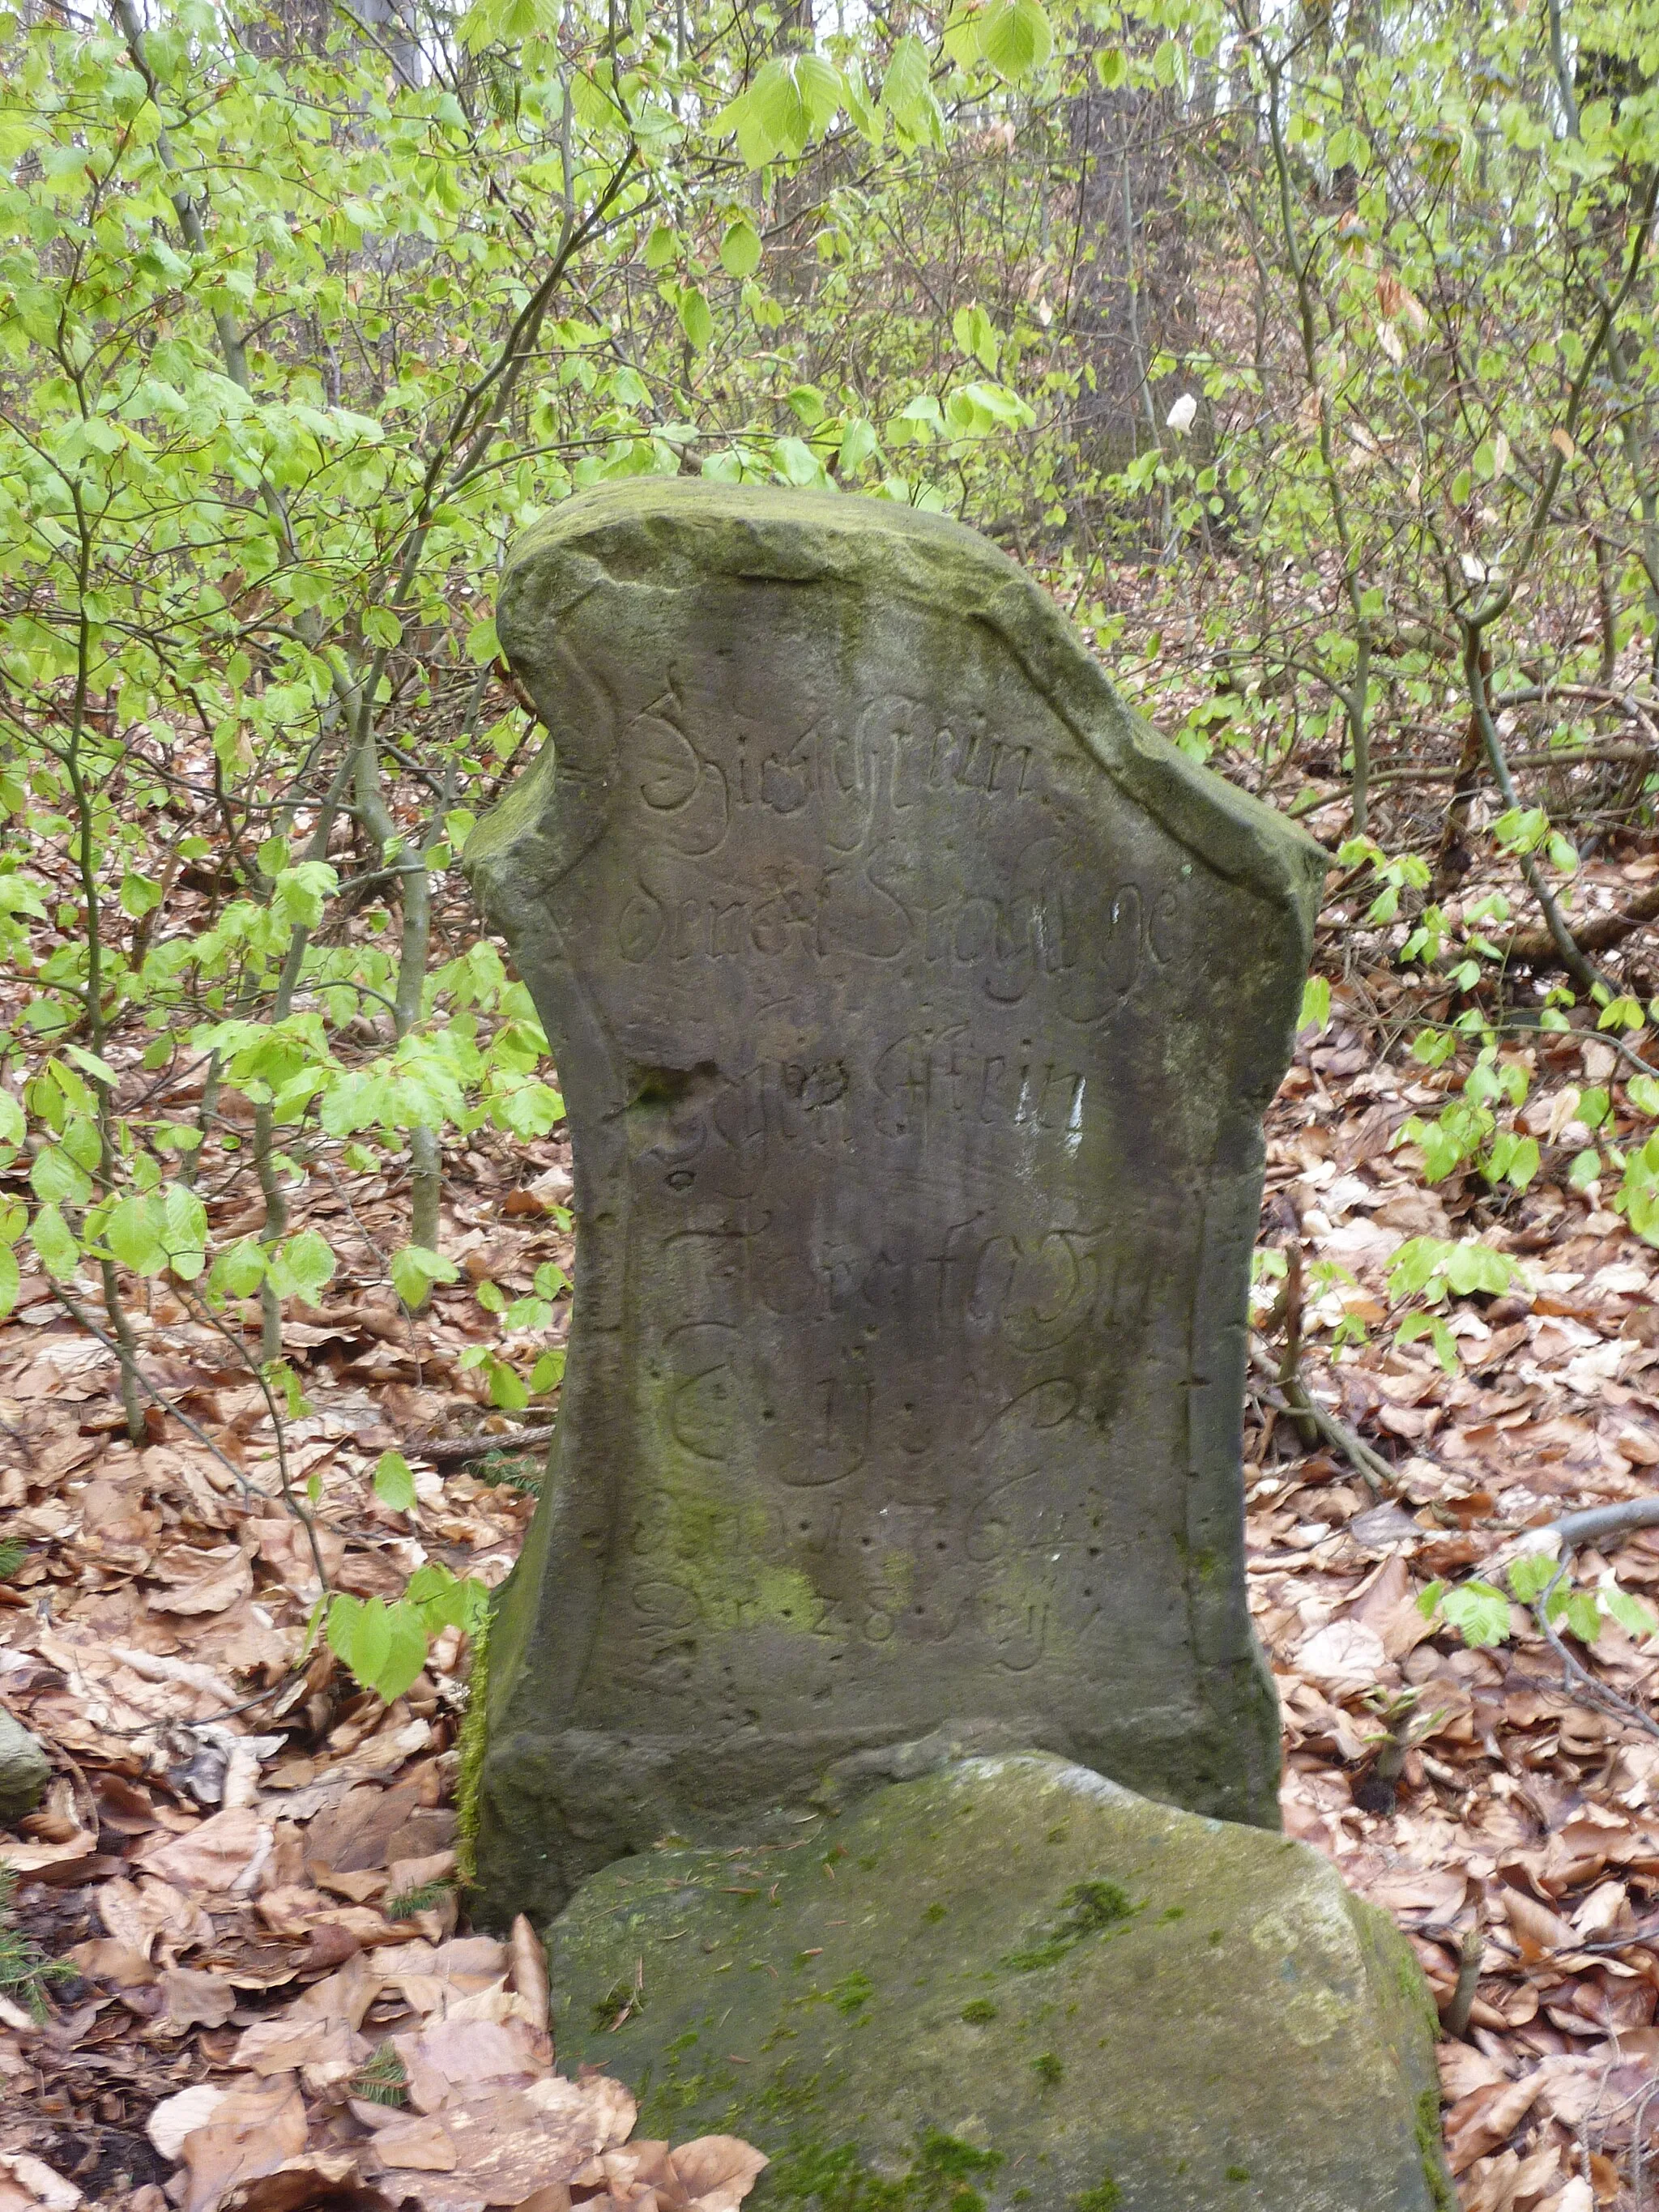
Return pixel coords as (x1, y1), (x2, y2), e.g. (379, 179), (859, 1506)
(612, 688), (1181, 1020)
(589, 640), (1208, 1670)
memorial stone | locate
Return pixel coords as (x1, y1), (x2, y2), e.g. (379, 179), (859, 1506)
(463, 482), (1326, 1924)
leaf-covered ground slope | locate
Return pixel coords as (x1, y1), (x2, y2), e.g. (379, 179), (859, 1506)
(0, 651), (1658, 2212)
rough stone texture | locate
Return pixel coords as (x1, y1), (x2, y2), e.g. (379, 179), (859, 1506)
(0, 1706), (49, 1824)
(544, 1754), (1452, 2212)
(463, 483), (1326, 1923)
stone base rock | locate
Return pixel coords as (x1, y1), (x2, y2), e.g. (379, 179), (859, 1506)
(0, 1708), (49, 1826)
(544, 1754), (1450, 2212)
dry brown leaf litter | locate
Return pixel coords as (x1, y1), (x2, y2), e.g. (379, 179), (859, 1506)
(0, 845), (1657, 2210)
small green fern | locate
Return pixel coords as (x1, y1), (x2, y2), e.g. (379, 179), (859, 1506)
(0, 1540), (27, 1583)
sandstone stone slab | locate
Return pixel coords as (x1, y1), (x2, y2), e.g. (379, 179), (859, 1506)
(0, 1707), (49, 1825)
(544, 1754), (1452, 2212)
(463, 484), (1325, 1920)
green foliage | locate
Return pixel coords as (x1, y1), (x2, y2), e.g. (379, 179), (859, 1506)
(1388, 1238), (1520, 1303)
(1074, 2181), (1122, 2212)
(1421, 1555), (1659, 1651)
(386, 1877), (456, 1919)
(347, 2044), (410, 2107)
(3, 0), (1659, 1741)
(373, 1451), (417, 1515)
(326, 1566), (487, 1701)
(0, 1867), (71, 2024)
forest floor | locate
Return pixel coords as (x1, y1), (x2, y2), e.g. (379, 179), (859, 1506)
(1, 607), (1658, 2212)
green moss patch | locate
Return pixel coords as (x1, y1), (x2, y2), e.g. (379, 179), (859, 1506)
(544, 1754), (1451, 2211)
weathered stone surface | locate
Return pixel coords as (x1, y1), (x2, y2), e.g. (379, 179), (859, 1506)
(0, 1707), (49, 1824)
(463, 483), (1325, 1922)
(544, 1754), (1452, 2212)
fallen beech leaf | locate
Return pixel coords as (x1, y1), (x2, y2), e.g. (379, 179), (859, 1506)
(221, 2152), (390, 2212)
(288, 1954), (384, 2028)
(512, 2189), (570, 2212)
(591, 2143), (675, 2204)
(316, 1870), (389, 1906)
(89, 1774), (159, 1836)
(386, 1849), (457, 1898)
(0, 1828), (96, 1876)
(137, 1807), (272, 1897)
(257, 1886), (337, 1938)
(62, 1937), (156, 1985)
(1571, 1879), (1632, 1938)
(299, 1923), (365, 1975)
(148, 2086), (231, 2163)
(1501, 1888), (1576, 1959)
(178, 2075), (307, 2212)
(1436, 2043), (1508, 2102)
(368, 2116), (458, 2173)
(161, 1967), (237, 2030)
(393, 2016), (544, 2110)
(0, 2156), (83, 2212)
(1445, 2072), (1542, 2172)
(357, 2073), (638, 2212)
(1293, 1619), (1387, 1695)
(231, 2014), (368, 2080)
(670, 2138), (768, 2212)
(507, 1916), (548, 2027)
(98, 1876), (215, 1963)
(149, 1544), (254, 1617)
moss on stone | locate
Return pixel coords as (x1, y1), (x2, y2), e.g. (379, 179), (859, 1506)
(453, 1601), (491, 1889)
(544, 1755), (1450, 2211)
(1000, 1878), (1137, 1971)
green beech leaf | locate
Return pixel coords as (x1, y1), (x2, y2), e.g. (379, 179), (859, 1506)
(720, 219), (762, 279)
(106, 1196), (165, 1275)
(1604, 1586), (1659, 1640)
(373, 1451), (416, 1513)
(30, 1145), (89, 1208)
(390, 1243), (459, 1308)
(881, 36), (940, 143)
(328, 1593), (429, 1703)
(1439, 1579), (1512, 1648)
(488, 1357), (530, 1411)
(677, 284), (713, 350)
(1506, 1551), (1560, 1605)
(29, 1202), (79, 1281)
(275, 1229), (336, 1306)
(531, 1347), (566, 1392)
(977, 0), (1051, 79)
(1299, 976), (1331, 1036)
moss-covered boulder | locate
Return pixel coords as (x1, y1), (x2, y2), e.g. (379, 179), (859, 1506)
(546, 1755), (1449, 2212)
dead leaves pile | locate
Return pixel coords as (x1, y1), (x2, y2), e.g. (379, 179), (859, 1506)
(1254, 997), (1659, 2210)
(0, 1663), (767, 2212)
(0, 1119), (595, 2207)
(142, 1922), (764, 2212)
(4, 847), (1659, 2211)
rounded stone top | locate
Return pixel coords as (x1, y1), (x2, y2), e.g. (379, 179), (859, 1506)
(488, 480), (1328, 923)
